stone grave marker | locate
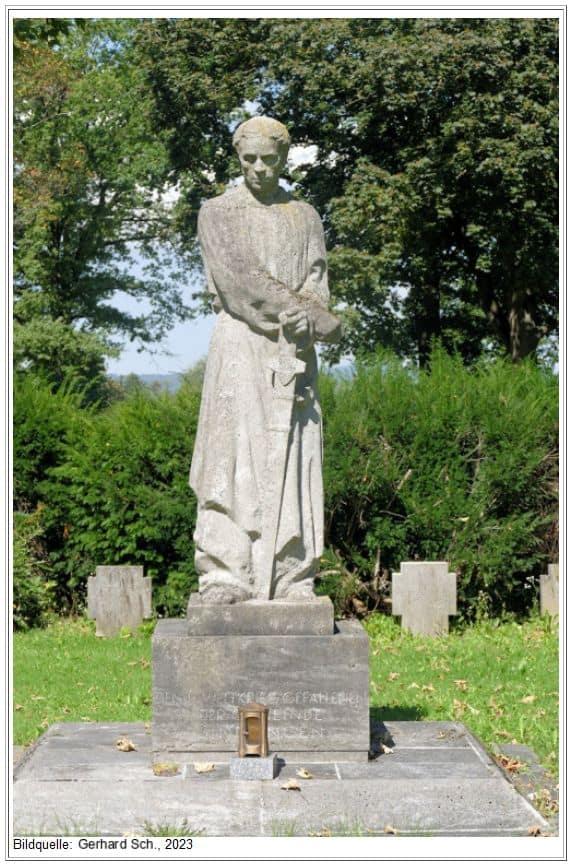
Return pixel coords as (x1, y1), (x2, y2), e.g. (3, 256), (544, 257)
(87, 565), (152, 638)
(392, 561), (457, 636)
(540, 563), (559, 616)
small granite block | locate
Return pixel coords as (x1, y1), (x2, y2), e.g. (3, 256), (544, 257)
(540, 563), (559, 616)
(230, 753), (278, 780)
(153, 618), (369, 762)
(186, 593), (334, 635)
(87, 565), (152, 638)
(392, 561), (457, 636)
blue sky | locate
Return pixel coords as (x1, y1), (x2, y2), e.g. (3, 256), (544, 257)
(107, 309), (215, 377)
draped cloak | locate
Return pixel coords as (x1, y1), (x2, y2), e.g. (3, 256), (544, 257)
(190, 182), (331, 599)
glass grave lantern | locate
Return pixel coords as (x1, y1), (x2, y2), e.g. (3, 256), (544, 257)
(238, 702), (269, 758)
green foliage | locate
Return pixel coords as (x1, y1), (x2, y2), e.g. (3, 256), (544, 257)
(13, 511), (55, 630)
(40, 380), (201, 614)
(137, 18), (558, 364)
(13, 373), (84, 512)
(321, 349), (558, 617)
(13, 18), (194, 383)
(13, 318), (115, 406)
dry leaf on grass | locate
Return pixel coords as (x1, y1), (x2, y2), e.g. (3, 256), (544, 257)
(116, 737), (137, 752)
(30, 695), (46, 702)
(453, 679), (468, 691)
(193, 762), (215, 774)
(521, 695), (536, 704)
(15, 705), (24, 711)
(296, 767), (313, 779)
(281, 778), (301, 791)
(384, 824), (397, 835)
(387, 672), (400, 682)
(380, 743), (394, 754)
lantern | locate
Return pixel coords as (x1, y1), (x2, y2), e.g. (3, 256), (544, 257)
(238, 702), (269, 758)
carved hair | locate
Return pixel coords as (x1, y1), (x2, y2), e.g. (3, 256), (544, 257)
(232, 116), (290, 156)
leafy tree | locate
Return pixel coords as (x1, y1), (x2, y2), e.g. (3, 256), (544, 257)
(13, 18), (194, 384)
(136, 17), (558, 364)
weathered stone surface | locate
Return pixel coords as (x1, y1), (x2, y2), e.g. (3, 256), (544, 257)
(190, 117), (341, 605)
(186, 593), (334, 635)
(152, 618), (370, 761)
(87, 565), (152, 638)
(392, 561), (457, 636)
(540, 563), (559, 616)
(230, 753), (278, 780)
(13, 722), (552, 837)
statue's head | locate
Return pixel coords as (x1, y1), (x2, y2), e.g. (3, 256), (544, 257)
(232, 116), (290, 198)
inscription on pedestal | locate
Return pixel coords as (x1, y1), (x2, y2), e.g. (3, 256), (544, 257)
(152, 619), (370, 761)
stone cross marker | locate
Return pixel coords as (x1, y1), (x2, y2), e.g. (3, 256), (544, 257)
(539, 563), (559, 616)
(87, 565), (152, 638)
(392, 561), (457, 636)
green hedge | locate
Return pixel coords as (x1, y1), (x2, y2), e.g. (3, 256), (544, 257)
(13, 351), (558, 619)
(320, 350), (558, 618)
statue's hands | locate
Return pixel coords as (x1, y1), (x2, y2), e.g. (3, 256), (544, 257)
(280, 307), (315, 348)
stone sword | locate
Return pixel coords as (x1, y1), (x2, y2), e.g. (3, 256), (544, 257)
(256, 312), (306, 599)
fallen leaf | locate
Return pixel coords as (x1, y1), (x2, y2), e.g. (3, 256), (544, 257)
(521, 695), (536, 704)
(387, 672), (400, 682)
(453, 679), (468, 691)
(15, 704), (24, 711)
(421, 684), (435, 692)
(296, 767), (313, 779)
(193, 762), (215, 774)
(528, 826), (542, 837)
(281, 778), (301, 791)
(408, 682), (420, 689)
(116, 737), (137, 752)
(453, 699), (466, 718)
(153, 762), (180, 777)
(30, 695), (46, 702)
(380, 743), (394, 754)
(384, 825), (397, 835)
(496, 754), (525, 773)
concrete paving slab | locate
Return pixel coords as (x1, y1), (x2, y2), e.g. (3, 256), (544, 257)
(13, 721), (551, 836)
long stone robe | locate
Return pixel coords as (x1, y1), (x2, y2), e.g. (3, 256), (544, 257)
(190, 182), (331, 600)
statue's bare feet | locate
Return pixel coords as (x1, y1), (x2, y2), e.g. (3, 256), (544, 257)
(277, 581), (316, 601)
(199, 580), (251, 605)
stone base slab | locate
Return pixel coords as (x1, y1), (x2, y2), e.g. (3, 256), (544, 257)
(186, 593), (334, 635)
(12, 722), (553, 837)
(230, 753), (278, 780)
(152, 618), (369, 761)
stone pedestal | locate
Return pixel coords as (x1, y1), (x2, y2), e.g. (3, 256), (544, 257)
(152, 597), (370, 763)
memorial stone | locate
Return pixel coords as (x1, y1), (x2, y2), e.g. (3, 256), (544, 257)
(87, 565), (152, 638)
(540, 563), (559, 616)
(152, 117), (370, 764)
(392, 561), (457, 636)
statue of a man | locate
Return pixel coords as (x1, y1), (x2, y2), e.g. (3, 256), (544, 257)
(190, 116), (341, 604)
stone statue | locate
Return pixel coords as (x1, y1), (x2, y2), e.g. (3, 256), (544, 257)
(190, 116), (341, 604)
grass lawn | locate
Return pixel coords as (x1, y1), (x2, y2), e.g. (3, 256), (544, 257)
(366, 613), (559, 777)
(13, 614), (559, 779)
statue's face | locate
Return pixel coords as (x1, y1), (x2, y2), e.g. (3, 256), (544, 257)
(236, 134), (286, 197)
